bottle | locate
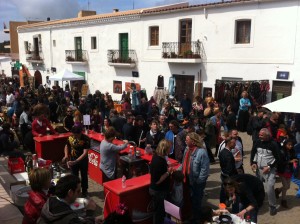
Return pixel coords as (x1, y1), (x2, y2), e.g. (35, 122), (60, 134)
(122, 175), (126, 188)
(128, 146), (133, 159)
(32, 154), (37, 168)
(26, 156), (33, 173)
(245, 214), (251, 224)
(145, 145), (152, 155)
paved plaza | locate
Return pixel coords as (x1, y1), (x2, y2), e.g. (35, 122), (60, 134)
(0, 132), (299, 224)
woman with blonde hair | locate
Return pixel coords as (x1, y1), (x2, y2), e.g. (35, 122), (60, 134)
(178, 132), (210, 223)
(237, 91), (251, 132)
(23, 168), (51, 224)
(149, 139), (172, 224)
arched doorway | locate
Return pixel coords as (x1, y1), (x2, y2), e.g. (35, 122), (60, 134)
(34, 70), (42, 89)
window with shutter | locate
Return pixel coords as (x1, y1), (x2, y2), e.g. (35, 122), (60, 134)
(235, 20), (251, 44)
(149, 26), (159, 46)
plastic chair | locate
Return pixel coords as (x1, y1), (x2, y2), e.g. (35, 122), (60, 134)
(164, 200), (182, 224)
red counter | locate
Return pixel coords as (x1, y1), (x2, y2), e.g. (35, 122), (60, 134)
(87, 134), (131, 185)
(34, 133), (71, 162)
(103, 174), (152, 224)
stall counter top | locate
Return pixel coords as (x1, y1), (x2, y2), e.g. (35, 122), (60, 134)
(34, 135), (55, 142)
(103, 174), (150, 196)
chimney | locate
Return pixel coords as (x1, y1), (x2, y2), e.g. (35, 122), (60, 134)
(78, 10), (96, 17)
(113, 9), (119, 13)
(47, 17), (50, 21)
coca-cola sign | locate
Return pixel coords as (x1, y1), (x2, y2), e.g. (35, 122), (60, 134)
(88, 152), (99, 167)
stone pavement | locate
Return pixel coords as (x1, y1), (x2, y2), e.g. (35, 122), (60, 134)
(0, 132), (299, 224)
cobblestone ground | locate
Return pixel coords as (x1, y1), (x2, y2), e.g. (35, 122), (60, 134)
(88, 132), (300, 223)
(0, 132), (299, 223)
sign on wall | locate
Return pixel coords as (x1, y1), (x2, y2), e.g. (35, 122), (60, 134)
(276, 71), (289, 80)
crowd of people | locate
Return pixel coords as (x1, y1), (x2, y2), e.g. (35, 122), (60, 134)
(1, 77), (300, 224)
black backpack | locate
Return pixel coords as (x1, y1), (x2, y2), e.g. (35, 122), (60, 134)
(246, 116), (254, 136)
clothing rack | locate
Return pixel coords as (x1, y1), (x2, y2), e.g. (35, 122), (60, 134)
(214, 79), (270, 109)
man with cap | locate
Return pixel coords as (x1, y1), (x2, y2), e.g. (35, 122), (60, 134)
(177, 132), (210, 223)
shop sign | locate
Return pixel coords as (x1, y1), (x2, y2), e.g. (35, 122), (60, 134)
(276, 71), (289, 80)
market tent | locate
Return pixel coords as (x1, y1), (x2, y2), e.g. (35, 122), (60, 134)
(263, 92), (300, 113)
(49, 69), (84, 81)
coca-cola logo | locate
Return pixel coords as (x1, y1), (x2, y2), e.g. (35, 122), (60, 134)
(88, 153), (99, 167)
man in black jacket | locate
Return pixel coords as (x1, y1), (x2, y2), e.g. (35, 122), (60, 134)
(250, 128), (280, 216)
(38, 175), (96, 224)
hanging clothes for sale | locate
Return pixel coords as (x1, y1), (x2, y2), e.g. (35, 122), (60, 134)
(168, 77), (176, 96)
(157, 75), (164, 88)
(153, 88), (167, 110)
(214, 79), (269, 109)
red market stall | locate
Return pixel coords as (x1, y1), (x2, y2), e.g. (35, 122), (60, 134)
(103, 174), (152, 224)
(34, 133), (71, 162)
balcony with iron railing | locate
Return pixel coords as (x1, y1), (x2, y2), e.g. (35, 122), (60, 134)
(162, 40), (205, 63)
(65, 50), (88, 64)
(26, 51), (43, 63)
(107, 49), (137, 68)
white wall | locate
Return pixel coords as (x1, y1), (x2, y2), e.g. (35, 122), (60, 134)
(0, 57), (12, 77)
(18, 0), (300, 101)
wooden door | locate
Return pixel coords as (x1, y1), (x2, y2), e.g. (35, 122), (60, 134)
(271, 81), (293, 101)
(119, 33), (129, 61)
(173, 75), (194, 101)
(179, 19), (192, 55)
(34, 70), (42, 89)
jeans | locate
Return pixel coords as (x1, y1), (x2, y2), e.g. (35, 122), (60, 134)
(71, 158), (88, 193)
(149, 188), (168, 224)
(257, 167), (276, 207)
(189, 181), (206, 223)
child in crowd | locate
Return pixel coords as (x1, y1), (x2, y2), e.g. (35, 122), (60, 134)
(276, 124), (288, 145)
(170, 170), (184, 207)
(276, 139), (298, 208)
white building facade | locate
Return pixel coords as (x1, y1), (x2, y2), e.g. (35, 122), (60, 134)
(18, 0), (300, 103)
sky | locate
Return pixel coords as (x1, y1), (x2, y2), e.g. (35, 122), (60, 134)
(0, 0), (223, 42)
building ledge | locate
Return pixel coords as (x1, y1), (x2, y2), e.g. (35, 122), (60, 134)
(3, 28), (9, 33)
(66, 60), (88, 65)
(162, 58), (202, 63)
(108, 62), (136, 68)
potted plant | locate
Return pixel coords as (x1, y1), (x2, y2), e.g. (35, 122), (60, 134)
(184, 50), (193, 58)
(162, 52), (168, 58)
(170, 52), (177, 58)
(66, 56), (75, 61)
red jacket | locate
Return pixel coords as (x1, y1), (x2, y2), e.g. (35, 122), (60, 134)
(23, 191), (48, 224)
(31, 118), (56, 137)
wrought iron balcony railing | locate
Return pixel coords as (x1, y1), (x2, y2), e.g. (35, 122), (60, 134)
(107, 49), (137, 64)
(65, 50), (88, 62)
(162, 41), (205, 59)
(26, 52), (43, 62)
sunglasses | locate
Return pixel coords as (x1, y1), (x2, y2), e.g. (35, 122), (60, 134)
(67, 111), (72, 112)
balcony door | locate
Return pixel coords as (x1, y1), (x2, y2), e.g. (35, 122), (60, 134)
(75, 37), (83, 61)
(179, 19), (192, 54)
(33, 37), (39, 58)
(119, 33), (128, 60)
